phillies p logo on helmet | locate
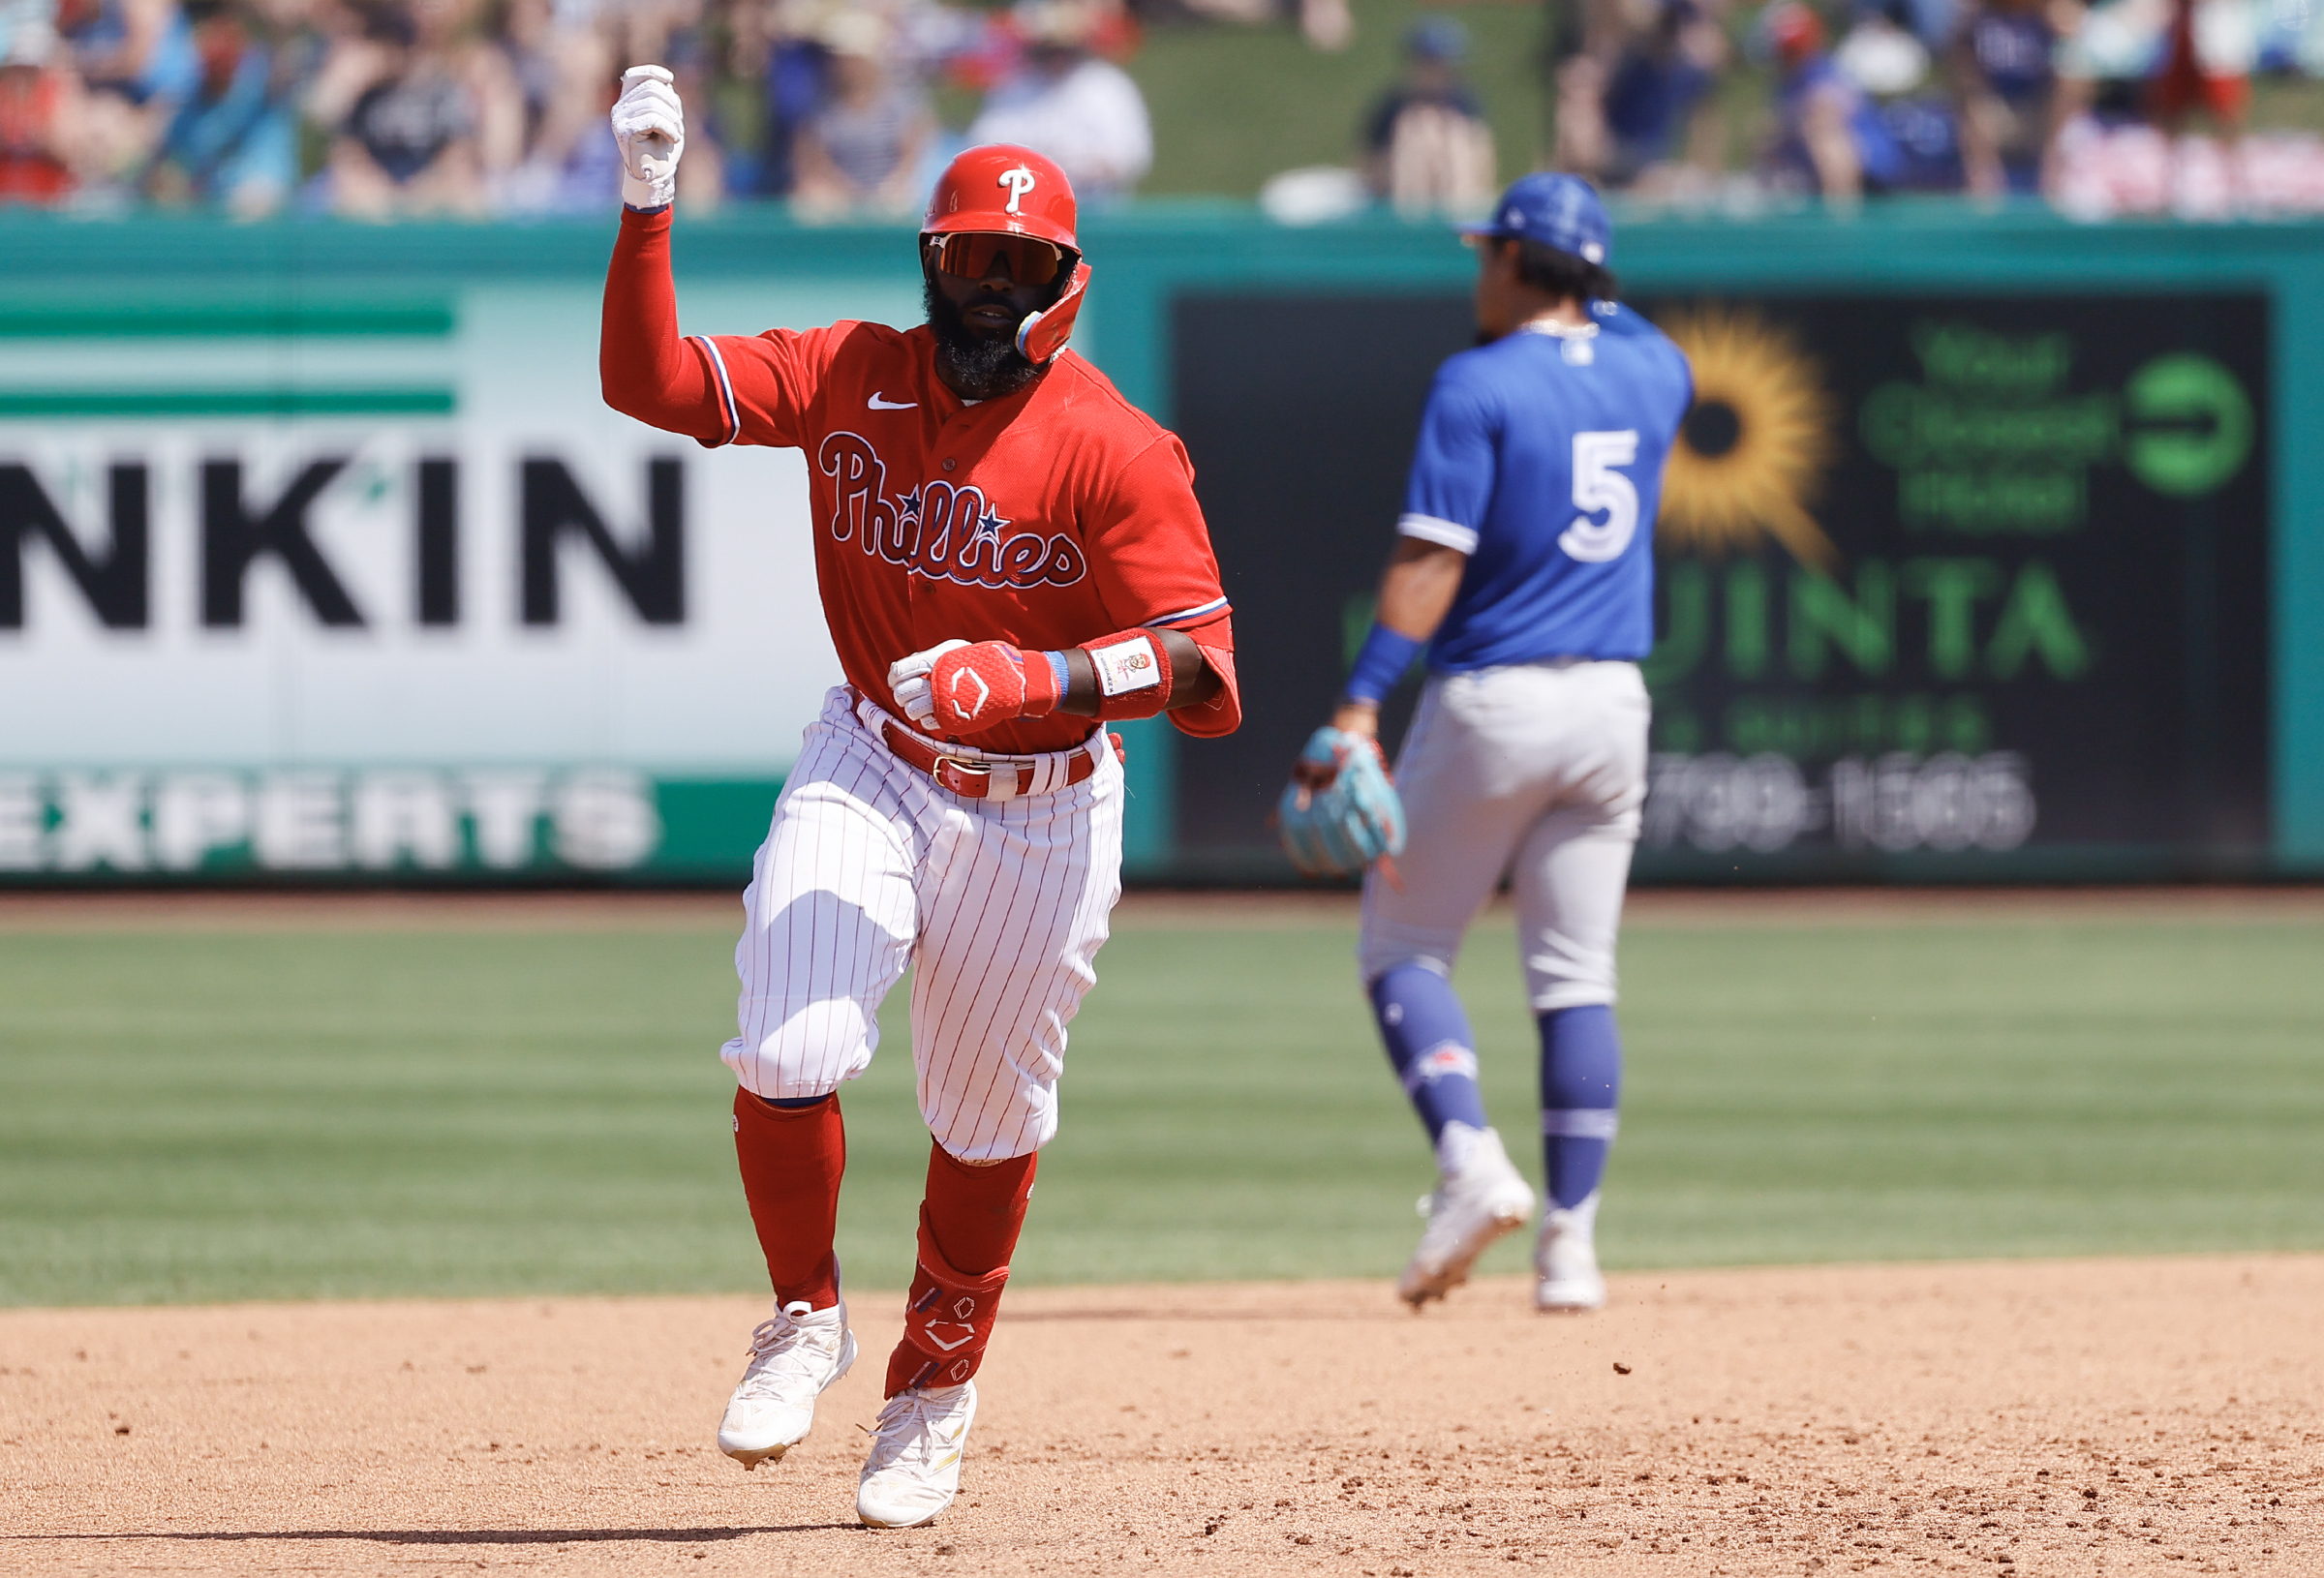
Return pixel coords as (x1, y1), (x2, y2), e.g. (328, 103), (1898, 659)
(997, 166), (1037, 215)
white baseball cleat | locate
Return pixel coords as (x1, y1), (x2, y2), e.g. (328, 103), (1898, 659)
(716, 1297), (857, 1470)
(1396, 1123), (1537, 1309)
(857, 1380), (978, 1529)
(1535, 1191), (1607, 1312)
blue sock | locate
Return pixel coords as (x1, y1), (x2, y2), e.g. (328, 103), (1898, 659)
(1539, 1005), (1622, 1208)
(1369, 963), (1488, 1144)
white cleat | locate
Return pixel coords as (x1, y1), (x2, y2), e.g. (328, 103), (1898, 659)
(1396, 1123), (1536, 1309)
(857, 1380), (978, 1530)
(1535, 1191), (1607, 1313)
(717, 1297), (857, 1470)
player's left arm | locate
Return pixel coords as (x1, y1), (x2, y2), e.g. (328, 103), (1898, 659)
(886, 434), (1240, 740)
(1055, 627), (1221, 717)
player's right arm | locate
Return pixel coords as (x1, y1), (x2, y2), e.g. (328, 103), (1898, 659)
(597, 68), (837, 448)
(1275, 363), (1492, 878)
(1328, 364), (1496, 742)
(1329, 538), (1466, 738)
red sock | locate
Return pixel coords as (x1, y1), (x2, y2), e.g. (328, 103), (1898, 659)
(883, 1141), (1037, 1396)
(731, 1088), (844, 1309)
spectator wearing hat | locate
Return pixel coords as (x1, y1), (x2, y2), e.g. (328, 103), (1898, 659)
(1830, 0), (1966, 191)
(792, 8), (933, 218)
(1363, 16), (1495, 212)
(967, 0), (1150, 202)
(1760, 0), (1906, 199)
(145, 0), (296, 214)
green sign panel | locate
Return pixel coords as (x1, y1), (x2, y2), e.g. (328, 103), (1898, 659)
(1636, 292), (2269, 871)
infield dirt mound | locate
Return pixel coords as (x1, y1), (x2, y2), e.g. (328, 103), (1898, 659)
(4, 1257), (2316, 1577)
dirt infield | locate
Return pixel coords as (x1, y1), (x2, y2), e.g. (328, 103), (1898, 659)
(5, 1258), (2316, 1576)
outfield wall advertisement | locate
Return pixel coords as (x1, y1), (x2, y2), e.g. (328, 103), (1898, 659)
(1, 213), (2311, 884)
(0, 283), (914, 881)
(1174, 288), (2270, 879)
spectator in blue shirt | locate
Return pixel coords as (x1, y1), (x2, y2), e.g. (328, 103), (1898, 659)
(1761, 0), (1907, 199)
(1952, 0), (2063, 194)
(146, 0), (292, 215)
(1599, 0), (1728, 190)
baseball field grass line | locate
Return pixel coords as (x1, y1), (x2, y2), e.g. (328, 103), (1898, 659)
(9, 883), (2324, 934)
(2, 901), (2321, 1306)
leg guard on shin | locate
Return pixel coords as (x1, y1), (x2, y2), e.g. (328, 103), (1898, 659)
(883, 1142), (1036, 1395)
(885, 1207), (1012, 1396)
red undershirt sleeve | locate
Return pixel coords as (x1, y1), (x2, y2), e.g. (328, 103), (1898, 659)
(1167, 609), (1240, 740)
(600, 205), (843, 450)
(599, 207), (725, 446)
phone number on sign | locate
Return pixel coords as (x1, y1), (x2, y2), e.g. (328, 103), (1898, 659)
(1643, 751), (2036, 855)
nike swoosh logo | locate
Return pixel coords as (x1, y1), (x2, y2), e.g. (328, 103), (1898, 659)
(868, 392), (917, 410)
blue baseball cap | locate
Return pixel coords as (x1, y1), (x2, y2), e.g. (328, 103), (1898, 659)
(1461, 172), (1612, 267)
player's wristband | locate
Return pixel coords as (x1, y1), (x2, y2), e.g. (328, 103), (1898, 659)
(1344, 622), (1422, 706)
(1068, 629), (1176, 720)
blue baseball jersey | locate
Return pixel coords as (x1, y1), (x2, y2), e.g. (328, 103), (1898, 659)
(1398, 300), (1693, 669)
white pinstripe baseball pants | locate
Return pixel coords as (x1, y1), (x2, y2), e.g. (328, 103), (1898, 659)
(719, 686), (1126, 1162)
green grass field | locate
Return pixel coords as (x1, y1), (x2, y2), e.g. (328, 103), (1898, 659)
(3, 901), (2321, 1307)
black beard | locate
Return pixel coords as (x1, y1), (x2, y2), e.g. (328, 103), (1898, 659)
(926, 276), (1043, 401)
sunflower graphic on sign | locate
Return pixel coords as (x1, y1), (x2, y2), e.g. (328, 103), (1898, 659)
(1652, 304), (1840, 570)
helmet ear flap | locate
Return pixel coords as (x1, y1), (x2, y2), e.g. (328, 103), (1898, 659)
(1015, 262), (1091, 365)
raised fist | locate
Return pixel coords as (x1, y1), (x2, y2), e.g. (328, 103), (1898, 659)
(888, 639), (1063, 737)
(612, 65), (685, 210)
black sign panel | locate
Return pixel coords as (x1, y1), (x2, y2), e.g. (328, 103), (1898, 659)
(1171, 289), (2270, 879)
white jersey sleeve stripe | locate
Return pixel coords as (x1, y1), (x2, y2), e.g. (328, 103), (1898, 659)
(1398, 513), (1481, 554)
(689, 335), (743, 447)
(1145, 595), (1231, 627)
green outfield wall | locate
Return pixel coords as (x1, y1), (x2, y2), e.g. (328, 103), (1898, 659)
(0, 204), (2317, 883)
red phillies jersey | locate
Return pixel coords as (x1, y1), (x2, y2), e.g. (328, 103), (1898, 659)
(602, 208), (1238, 757)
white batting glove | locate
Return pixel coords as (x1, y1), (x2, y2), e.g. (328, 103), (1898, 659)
(612, 65), (685, 211)
(887, 640), (971, 734)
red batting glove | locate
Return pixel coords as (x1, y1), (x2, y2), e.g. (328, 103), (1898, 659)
(924, 640), (1063, 735)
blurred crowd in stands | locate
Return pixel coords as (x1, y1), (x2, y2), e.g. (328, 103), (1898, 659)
(1538, 0), (2324, 216)
(1, 0), (2319, 219)
(0, 0), (1160, 216)
(1315, 0), (2324, 220)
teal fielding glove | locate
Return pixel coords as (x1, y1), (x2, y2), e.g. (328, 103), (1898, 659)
(1277, 726), (1406, 879)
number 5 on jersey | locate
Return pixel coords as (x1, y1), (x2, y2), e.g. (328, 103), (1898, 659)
(1560, 429), (1639, 563)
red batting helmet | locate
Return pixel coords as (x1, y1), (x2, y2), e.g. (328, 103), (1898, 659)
(923, 143), (1078, 249)
(922, 144), (1090, 364)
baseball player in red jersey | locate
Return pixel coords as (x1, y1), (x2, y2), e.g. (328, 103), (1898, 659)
(598, 69), (1239, 1530)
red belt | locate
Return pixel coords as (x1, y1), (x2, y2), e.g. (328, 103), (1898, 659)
(880, 720), (1101, 802)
